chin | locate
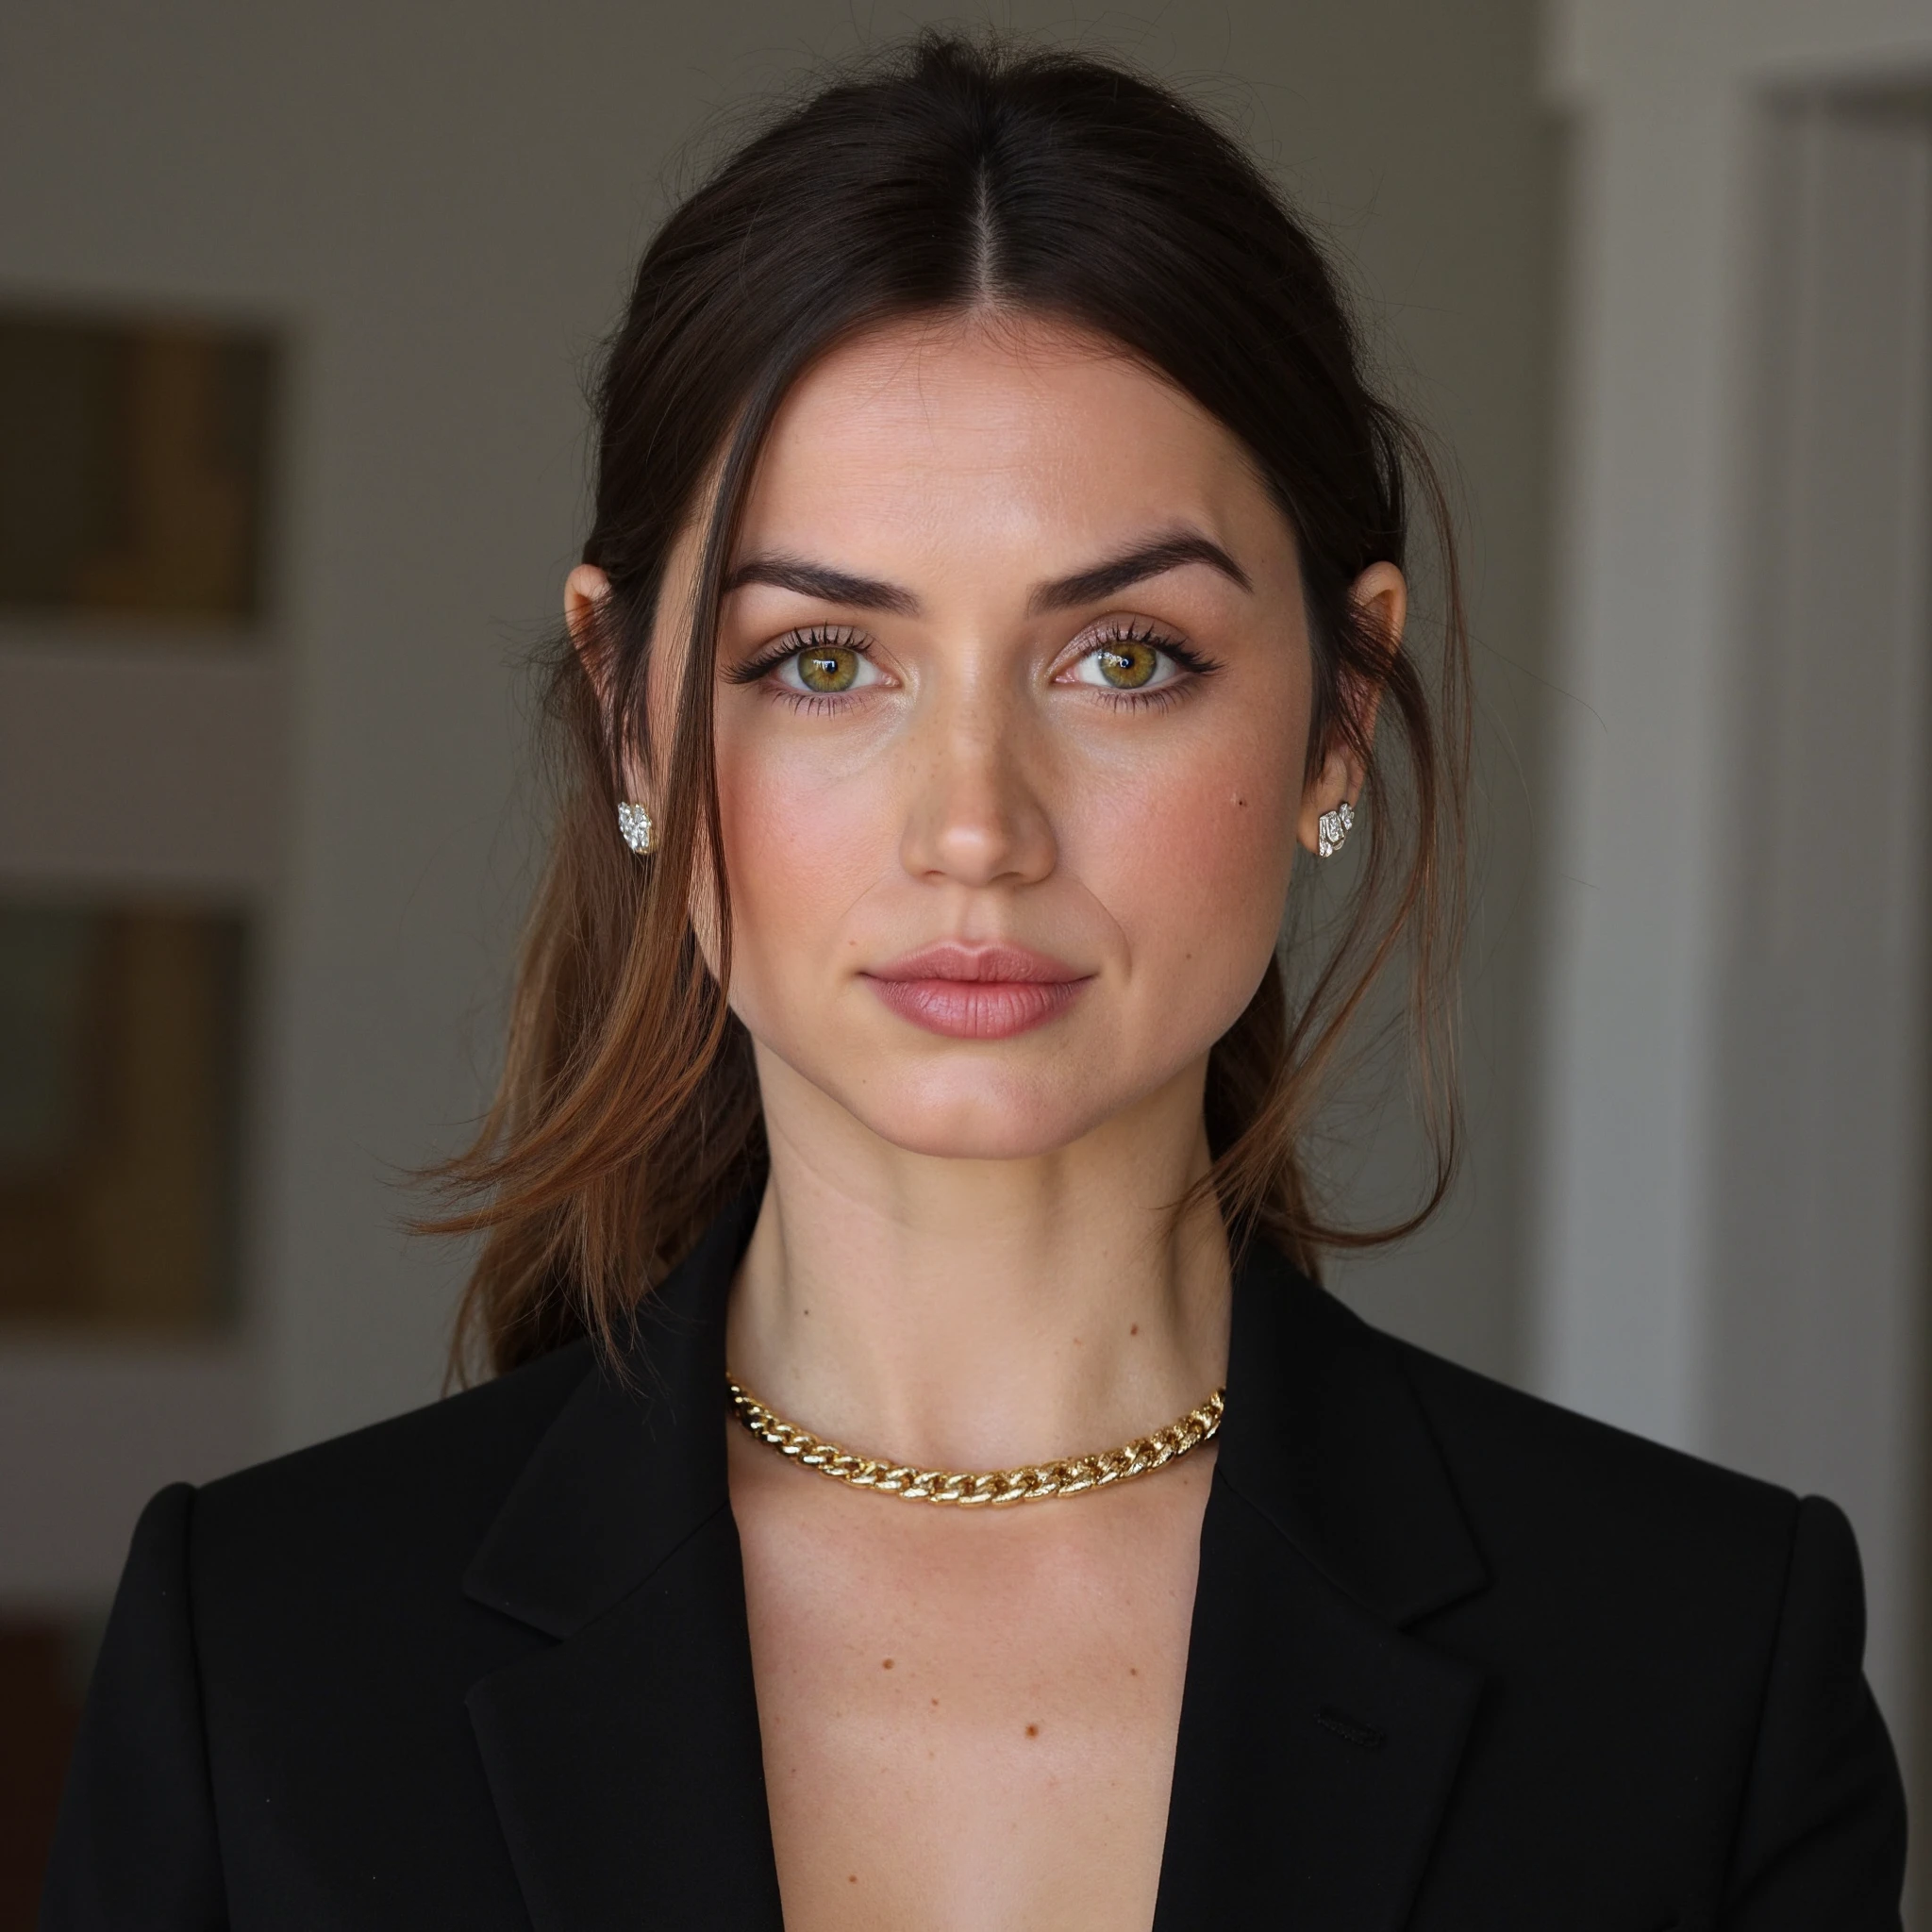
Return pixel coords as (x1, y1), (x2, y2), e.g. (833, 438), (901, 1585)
(830, 1064), (1123, 1163)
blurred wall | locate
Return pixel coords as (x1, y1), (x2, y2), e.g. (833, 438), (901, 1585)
(1538, 0), (1932, 1901)
(0, 0), (1555, 1485)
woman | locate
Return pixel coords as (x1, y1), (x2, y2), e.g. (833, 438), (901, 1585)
(46, 35), (1906, 1931)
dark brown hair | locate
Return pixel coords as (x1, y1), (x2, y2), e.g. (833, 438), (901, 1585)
(433, 33), (1470, 1378)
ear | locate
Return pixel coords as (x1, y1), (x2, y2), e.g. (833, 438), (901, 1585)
(566, 562), (614, 693)
(566, 563), (650, 803)
(1295, 561), (1407, 856)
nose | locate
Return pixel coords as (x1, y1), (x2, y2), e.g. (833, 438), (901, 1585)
(898, 682), (1058, 890)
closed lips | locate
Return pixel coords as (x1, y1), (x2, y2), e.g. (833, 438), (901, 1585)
(862, 944), (1092, 1039)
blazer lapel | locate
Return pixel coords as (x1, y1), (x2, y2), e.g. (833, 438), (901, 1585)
(1154, 1244), (1490, 1931)
(461, 1190), (783, 1932)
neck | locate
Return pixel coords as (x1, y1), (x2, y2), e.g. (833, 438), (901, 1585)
(724, 1048), (1233, 1473)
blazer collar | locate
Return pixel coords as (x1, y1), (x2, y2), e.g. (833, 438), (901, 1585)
(1154, 1240), (1489, 1928)
(1213, 1237), (1489, 1628)
(463, 1187), (759, 1641)
(462, 1193), (1490, 1931)
(462, 1189), (780, 1932)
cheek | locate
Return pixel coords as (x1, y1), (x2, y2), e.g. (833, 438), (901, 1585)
(714, 725), (890, 980)
(1074, 714), (1303, 1019)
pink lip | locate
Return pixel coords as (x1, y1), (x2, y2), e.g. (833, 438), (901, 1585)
(862, 942), (1093, 1041)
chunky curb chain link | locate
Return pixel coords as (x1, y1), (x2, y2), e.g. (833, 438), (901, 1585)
(725, 1376), (1225, 1507)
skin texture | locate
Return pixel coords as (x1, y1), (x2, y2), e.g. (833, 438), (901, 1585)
(569, 313), (1400, 1932)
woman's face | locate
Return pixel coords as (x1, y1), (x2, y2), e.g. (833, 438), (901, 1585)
(643, 316), (1368, 1161)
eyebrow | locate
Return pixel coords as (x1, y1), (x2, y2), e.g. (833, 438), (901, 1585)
(720, 528), (1251, 621)
(1027, 531), (1252, 613)
(720, 556), (920, 615)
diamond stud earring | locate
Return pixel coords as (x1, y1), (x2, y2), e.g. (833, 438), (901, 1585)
(617, 802), (657, 856)
(1317, 799), (1355, 858)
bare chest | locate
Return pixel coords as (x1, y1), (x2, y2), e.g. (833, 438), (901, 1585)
(730, 1435), (1214, 1932)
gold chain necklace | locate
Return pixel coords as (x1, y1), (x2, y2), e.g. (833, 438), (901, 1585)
(725, 1374), (1224, 1507)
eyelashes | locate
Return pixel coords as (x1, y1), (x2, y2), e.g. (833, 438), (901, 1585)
(724, 625), (877, 715)
(727, 619), (1221, 712)
(724, 625), (869, 687)
(1068, 620), (1219, 708)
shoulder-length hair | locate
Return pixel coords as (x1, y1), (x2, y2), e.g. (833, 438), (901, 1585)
(432, 33), (1470, 1378)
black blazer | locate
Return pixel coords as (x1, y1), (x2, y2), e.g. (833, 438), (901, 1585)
(43, 1191), (1907, 1929)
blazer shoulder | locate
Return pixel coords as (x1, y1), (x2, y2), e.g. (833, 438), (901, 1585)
(1385, 1331), (1801, 1579)
(1383, 1334), (1906, 1919)
(192, 1339), (595, 1586)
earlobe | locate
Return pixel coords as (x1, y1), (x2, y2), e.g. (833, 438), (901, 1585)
(1296, 746), (1359, 856)
(616, 801), (658, 856)
(1315, 799), (1355, 858)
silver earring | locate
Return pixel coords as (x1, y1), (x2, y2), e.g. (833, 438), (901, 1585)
(1317, 800), (1355, 858)
(617, 802), (657, 855)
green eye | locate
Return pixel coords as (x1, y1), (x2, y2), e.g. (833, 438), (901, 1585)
(1093, 641), (1159, 689)
(796, 644), (859, 692)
